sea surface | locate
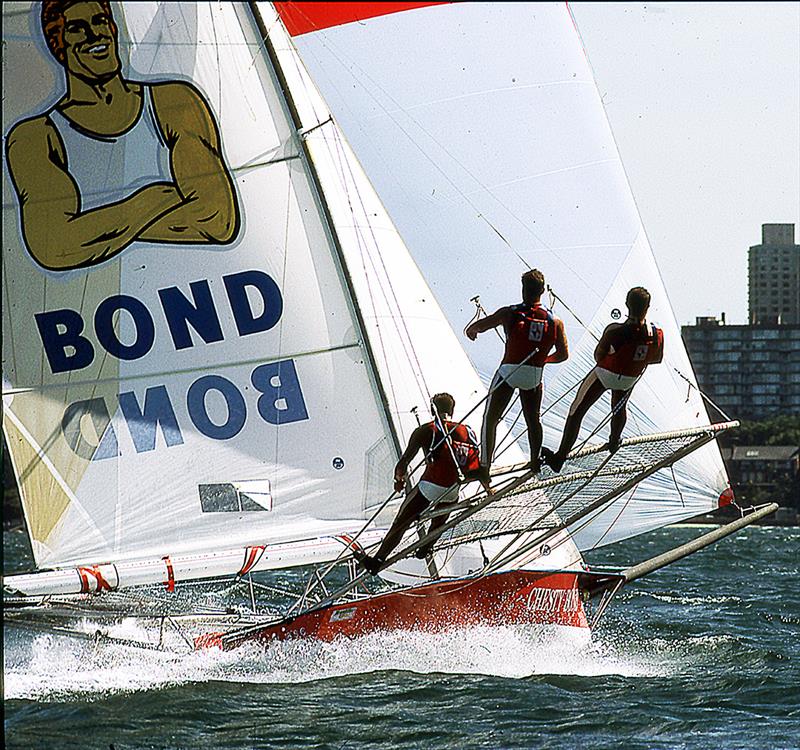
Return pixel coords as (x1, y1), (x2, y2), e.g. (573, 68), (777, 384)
(3, 524), (799, 750)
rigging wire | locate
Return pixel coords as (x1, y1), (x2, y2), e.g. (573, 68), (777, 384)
(323, 123), (432, 400)
(295, 349), (549, 603)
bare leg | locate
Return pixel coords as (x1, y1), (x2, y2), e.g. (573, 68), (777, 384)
(519, 384), (544, 472)
(415, 502), (456, 559)
(480, 377), (515, 474)
(360, 487), (429, 573)
(608, 389), (630, 452)
(544, 372), (606, 472)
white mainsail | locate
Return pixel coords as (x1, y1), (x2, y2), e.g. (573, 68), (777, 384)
(254, 2), (583, 576)
(1, 0), (404, 575)
(3, 0), (558, 595)
(270, 1), (731, 549)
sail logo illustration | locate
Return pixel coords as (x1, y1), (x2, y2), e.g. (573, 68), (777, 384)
(5, 0), (240, 272)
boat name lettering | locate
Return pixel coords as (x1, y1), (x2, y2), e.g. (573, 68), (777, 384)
(525, 587), (580, 613)
(61, 359), (308, 460)
(35, 270), (282, 374)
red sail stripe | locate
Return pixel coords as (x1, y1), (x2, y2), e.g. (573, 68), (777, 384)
(238, 545), (266, 577)
(162, 555), (175, 593)
(274, 2), (450, 37)
(77, 565), (114, 593)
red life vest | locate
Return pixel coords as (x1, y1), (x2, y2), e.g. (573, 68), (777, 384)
(421, 420), (480, 487)
(598, 322), (663, 377)
(502, 303), (558, 366)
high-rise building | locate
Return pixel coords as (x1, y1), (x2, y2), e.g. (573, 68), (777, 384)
(748, 223), (800, 324)
(682, 223), (800, 420)
(681, 318), (800, 420)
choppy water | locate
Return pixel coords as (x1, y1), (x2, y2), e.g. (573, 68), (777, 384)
(4, 525), (799, 749)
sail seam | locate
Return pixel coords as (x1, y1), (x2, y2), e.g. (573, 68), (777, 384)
(3, 342), (363, 394)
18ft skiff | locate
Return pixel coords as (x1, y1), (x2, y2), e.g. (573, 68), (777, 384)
(2, 1), (773, 654)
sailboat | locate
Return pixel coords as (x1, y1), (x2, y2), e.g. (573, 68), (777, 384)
(2, 1), (774, 654)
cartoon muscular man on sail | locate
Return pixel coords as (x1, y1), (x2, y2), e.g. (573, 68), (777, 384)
(6, 0), (240, 272)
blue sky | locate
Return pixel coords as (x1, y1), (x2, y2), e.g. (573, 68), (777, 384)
(569, 2), (800, 325)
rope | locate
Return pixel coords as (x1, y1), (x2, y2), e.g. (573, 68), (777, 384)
(672, 366), (733, 421)
(546, 284), (599, 342)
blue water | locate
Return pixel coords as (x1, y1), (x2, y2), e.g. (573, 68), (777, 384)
(4, 525), (799, 750)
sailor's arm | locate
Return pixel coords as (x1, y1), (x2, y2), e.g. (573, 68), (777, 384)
(593, 324), (619, 363)
(465, 307), (510, 340)
(5, 118), (181, 271)
(393, 425), (429, 491)
(141, 82), (239, 243)
(545, 318), (569, 364)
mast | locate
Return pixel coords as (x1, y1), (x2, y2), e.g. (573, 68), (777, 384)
(247, 1), (402, 460)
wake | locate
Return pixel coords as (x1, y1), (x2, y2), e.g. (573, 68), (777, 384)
(3, 619), (689, 701)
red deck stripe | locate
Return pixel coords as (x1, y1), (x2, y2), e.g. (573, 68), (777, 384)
(274, 2), (450, 37)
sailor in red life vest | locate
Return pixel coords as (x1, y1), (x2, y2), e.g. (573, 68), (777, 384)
(465, 269), (569, 480)
(355, 393), (487, 576)
(542, 286), (664, 473)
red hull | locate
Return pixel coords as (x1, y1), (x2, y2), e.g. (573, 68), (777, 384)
(197, 569), (591, 651)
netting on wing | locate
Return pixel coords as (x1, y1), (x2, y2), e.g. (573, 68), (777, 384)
(432, 423), (732, 551)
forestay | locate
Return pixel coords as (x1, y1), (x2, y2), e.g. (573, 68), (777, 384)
(271, 1), (732, 548)
(2, 1), (399, 571)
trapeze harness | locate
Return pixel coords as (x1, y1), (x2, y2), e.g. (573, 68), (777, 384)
(493, 302), (558, 390)
(418, 420), (480, 505)
(570, 322), (664, 414)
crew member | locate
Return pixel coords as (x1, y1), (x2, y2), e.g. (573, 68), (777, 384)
(356, 393), (485, 576)
(465, 269), (568, 480)
(542, 286), (664, 472)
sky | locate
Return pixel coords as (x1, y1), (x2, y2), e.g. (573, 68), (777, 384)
(568, 2), (800, 326)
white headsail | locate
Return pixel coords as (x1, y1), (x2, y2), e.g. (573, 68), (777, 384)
(270, 1), (731, 549)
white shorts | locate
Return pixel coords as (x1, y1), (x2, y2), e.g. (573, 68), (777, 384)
(595, 366), (639, 391)
(493, 363), (544, 391)
(418, 480), (459, 506)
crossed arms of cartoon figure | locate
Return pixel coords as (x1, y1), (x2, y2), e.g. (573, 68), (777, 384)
(6, 81), (239, 271)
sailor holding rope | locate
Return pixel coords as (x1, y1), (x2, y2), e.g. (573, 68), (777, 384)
(355, 393), (485, 575)
(542, 286), (664, 472)
(465, 269), (569, 481)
